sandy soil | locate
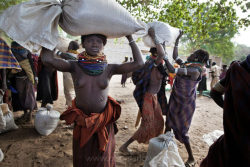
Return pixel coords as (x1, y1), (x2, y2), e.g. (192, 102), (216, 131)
(0, 73), (223, 167)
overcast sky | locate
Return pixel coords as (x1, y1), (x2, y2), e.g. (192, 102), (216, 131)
(232, 5), (250, 47)
(232, 28), (250, 47)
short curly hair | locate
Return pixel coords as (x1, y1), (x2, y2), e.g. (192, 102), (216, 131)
(149, 47), (157, 55)
(192, 49), (209, 63)
(68, 41), (79, 51)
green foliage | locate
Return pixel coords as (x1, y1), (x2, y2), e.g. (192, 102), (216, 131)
(116, 0), (250, 62)
(200, 38), (235, 64)
(0, 31), (12, 45)
(234, 44), (250, 61)
(0, 0), (25, 12)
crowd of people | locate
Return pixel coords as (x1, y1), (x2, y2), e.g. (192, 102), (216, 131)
(0, 26), (249, 167)
(0, 38), (60, 124)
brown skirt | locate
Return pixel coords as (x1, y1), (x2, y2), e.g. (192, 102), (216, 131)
(15, 76), (37, 110)
(132, 92), (164, 143)
(73, 123), (116, 167)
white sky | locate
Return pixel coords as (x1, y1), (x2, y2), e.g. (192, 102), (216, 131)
(232, 4), (250, 47)
(232, 28), (250, 47)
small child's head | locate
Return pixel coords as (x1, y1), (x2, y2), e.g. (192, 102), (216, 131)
(68, 41), (79, 51)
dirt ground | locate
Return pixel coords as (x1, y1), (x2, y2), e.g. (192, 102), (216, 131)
(0, 74), (223, 167)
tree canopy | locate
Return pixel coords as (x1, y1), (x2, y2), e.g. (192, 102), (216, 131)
(1, 0), (249, 63)
(116, 0), (250, 63)
(0, 0), (24, 12)
(234, 44), (250, 61)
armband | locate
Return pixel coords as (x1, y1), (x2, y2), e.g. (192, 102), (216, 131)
(129, 40), (135, 45)
(154, 38), (160, 45)
(56, 51), (62, 56)
(163, 56), (168, 61)
(174, 68), (178, 74)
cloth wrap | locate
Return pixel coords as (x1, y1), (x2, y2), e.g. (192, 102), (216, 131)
(132, 57), (168, 115)
(201, 61), (250, 167)
(60, 96), (121, 152)
(0, 38), (21, 70)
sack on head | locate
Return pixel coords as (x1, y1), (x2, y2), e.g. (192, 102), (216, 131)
(0, 0), (143, 52)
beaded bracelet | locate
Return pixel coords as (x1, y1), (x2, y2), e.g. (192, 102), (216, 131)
(56, 51), (62, 56)
(129, 40), (135, 44)
(154, 38), (160, 45)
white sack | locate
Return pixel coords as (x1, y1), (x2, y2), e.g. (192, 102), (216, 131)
(60, 0), (143, 37)
(56, 37), (71, 53)
(35, 104), (60, 136)
(0, 0), (143, 52)
(0, 104), (18, 134)
(0, 107), (6, 130)
(139, 21), (180, 48)
(149, 141), (185, 167)
(144, 132), (179, 167)
(203, 130), (224, 146)
(0, 0), (61, 52)
(0, 148), (4, 162)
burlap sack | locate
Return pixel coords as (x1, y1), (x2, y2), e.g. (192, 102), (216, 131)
(139, 21), (180, 48)
(34, 105), (60, 136)
(0, 0), (143, 52)
(0, 103), (18, 134)
(0, 148), (4, 162)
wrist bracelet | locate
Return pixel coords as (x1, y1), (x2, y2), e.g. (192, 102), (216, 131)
(154, 38), (160, 45)
(163, 56), (168, 61)
(129, 40), (135, 44)
(57, 51), (62, 56)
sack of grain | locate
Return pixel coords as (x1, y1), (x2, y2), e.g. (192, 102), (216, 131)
(0, 0), (143, 52)
(0, 103), (18, 134)
(0, 148), (4, 162)
(139, 21), (180, 48)
(34, 104), (60, 136)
